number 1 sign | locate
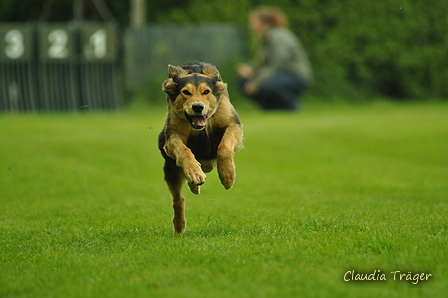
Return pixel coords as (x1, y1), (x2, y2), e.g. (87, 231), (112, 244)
(0, 25), (32, 61)
(81, 24), (116, 61)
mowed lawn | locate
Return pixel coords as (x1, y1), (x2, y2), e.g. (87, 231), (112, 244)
(0, 101), (447, 298)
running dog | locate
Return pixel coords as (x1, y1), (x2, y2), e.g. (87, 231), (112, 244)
(158, 62), (243, 233)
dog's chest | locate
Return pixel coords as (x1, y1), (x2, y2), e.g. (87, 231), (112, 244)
(187, 127), (225, 161)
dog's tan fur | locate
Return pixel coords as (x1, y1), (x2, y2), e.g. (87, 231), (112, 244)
(158, 62), (243, 233)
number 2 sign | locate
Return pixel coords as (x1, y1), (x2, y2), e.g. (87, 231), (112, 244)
(47, 29), (69, 59)
(38, 24), (73, 61)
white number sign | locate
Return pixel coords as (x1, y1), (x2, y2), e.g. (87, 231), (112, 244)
(47, 29), (69, 59)
(4, 29), (25, 59)
(89, 29), (107, 59)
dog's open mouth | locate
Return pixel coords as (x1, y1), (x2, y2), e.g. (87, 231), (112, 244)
(185, 113), (208, 130)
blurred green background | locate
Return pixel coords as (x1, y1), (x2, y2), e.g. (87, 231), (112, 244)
(1, 0), (447, 102)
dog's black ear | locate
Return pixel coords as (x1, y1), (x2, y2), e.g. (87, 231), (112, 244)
(168, 64), (188, 82)
(202, 63), (222, 83)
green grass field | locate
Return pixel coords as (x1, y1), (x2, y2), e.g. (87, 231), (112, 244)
(1, 100), (447, 297)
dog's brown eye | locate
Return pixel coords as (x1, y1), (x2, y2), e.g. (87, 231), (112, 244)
(202, 90), (210, 95)
(182, 90), (191, 96)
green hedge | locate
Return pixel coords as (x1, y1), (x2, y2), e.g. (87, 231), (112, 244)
(157, 0), (448, 100)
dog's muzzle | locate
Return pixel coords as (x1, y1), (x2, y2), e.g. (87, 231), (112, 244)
(185, 104), (208, 130)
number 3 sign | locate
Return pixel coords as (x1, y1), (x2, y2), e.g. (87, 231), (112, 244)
(4, 29), (26, 59)
(0, 25), (32, 61)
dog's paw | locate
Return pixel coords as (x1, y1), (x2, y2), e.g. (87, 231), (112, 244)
(188, 182), (201, 195)
(184, 163), (206, 187)
(218, 159), (235, 190)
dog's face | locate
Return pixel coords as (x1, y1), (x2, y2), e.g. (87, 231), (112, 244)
(162, 64), (227, 131)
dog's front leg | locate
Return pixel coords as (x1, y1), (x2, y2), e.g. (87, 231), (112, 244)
(217, 123), (243, 189)
(164, 134), (206, 188)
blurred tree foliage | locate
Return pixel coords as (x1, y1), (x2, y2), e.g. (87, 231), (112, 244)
(1, 0), (447, 99)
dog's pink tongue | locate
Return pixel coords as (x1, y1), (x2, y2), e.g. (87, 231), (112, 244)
(192, 116), (207, 127)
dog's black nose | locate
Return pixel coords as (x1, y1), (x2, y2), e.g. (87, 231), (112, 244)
(192, 103), (204, 113)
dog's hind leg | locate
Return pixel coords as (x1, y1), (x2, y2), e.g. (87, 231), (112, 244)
(172, 191), (186, 234)
(164, 159), (187, 233)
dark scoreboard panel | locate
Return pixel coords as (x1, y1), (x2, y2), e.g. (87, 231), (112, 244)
(1, 22), (121, 112)
(0, 24), (36, 111)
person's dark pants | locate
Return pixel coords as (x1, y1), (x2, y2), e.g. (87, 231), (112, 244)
(237, 73), (308, 110)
